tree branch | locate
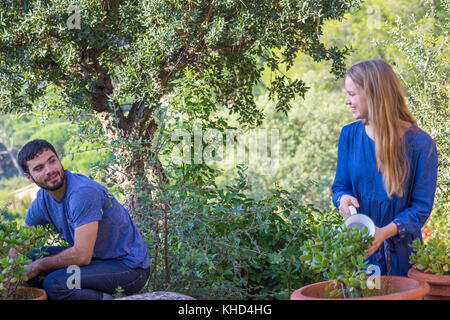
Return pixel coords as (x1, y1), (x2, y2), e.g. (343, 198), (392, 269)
(201, 1), (216, 27)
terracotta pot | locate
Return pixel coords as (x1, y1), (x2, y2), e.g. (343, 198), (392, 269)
(408, 267), (450, 300)
(291, 276), (430, 300)
(14, 286), (48, 300)
(421, 227), (431, 241)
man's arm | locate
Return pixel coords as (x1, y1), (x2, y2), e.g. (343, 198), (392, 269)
(25, 221), (98, 278)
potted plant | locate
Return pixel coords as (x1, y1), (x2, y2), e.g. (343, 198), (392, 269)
(408, 210), (450, 300)
(292, 220), (429, 300)
(0, 211), (49, 300)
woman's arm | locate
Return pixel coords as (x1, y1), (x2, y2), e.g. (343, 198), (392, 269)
(331, 126), (358, 216)
(391, 141), (438, 242)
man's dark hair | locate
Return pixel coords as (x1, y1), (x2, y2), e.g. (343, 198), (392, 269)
(18, 139), (58, 174)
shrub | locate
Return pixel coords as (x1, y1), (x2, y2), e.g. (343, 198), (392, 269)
(139, 164), (342, 299)
(410, 209), (450, 275)
(0, 208), (50, 300)
(300, 220), (376, 298)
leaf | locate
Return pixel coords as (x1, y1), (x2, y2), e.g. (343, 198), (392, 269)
(349, 278), (360, 288)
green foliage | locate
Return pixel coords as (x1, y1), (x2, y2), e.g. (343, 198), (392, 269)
(387, 0), (449, 277)
(28, 120), (77, 157)
(139, 164), (342, 299)
(0, 194), (33, 223)
(386, 0), (449, 204)
(240, 63), (352, 209)
(300, 221), (375, 298)
(410, 237), (450, 275)
(112, 285), (125, 299)
(0, 175), (34, 223)
(410, 209), (450, 275)
(61, 135), (112, 175)
(0, 0), (360, 120)
(0, 0), (446, 301)
(0, 1), (362, 214)
(0, 207), (50, 300)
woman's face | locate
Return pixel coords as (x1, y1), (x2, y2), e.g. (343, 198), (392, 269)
(345, 76), (369, 120)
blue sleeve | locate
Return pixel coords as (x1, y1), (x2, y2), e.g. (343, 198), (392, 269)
(68, 187), (103, 229)
(331, 126), (355, 210)
(391, 141), (438, 241)
(25, 196), (48, 226)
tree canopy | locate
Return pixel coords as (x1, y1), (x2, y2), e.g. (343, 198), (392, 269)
(0, 0), (362, 210)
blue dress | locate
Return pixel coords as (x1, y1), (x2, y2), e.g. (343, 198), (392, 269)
(331, 120), (438, 276)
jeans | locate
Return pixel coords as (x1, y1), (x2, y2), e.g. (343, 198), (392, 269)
(27, 246), (150, 300)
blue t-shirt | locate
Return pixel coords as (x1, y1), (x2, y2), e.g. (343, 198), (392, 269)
(25, 170), (150, 270)
(331, 120), (438, 276)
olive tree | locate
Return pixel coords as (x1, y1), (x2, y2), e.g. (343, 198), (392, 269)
(0, 0), (361, 212)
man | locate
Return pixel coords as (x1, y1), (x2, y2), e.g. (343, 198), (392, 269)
(15, 139), (150, 300)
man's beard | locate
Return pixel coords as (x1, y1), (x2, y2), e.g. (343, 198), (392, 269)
(32, 169), (66, 191)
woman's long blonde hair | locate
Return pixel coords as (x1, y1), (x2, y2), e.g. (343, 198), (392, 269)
(347, 59), (417, 198)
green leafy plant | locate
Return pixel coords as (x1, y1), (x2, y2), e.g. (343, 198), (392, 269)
(300, 221), (377, 298)
(141, 163), (342, 299)
(0, 210), (50, 300)
(112, 286), (125, 299)
(410, 210), (450, 275)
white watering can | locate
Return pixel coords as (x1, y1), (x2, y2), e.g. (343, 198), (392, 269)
(343, 205), (376, 237)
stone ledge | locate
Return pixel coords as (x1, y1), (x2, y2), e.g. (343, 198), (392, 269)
(115, 291), (196, 300)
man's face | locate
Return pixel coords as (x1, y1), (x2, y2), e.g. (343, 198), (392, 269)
(25, 149), (65, 191)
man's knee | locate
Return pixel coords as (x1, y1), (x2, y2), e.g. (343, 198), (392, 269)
(43, 268), (71, 300)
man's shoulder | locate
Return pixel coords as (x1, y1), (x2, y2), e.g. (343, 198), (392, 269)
(66, 170), (105, 193)
(33, 187), (48, 206)
(65, 170), (111, 203)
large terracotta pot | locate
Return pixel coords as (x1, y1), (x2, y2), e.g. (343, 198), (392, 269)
(408, 267), (450, 300)
(291, 276), (429, 300)
(14, 286), (48, 300)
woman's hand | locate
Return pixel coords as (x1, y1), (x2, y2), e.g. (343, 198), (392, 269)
(366, 223), (399, 258)
(338, 194), (360, 219)
(366, 227), (384, 258)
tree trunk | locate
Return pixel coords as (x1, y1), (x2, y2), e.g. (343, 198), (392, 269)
(0, 135), (24, 176)
(96, 108), (172, 284)
(95, 107), (167, 215)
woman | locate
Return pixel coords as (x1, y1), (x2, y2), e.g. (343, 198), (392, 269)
(331, 59), (438, 276)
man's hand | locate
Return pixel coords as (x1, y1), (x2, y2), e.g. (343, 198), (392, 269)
(8, 247), (19, 259)
(24, 259), (42, 280)
(338, 194), (360, 219)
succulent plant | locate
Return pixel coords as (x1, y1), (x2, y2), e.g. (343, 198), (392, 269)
(410, 210), (450, 275)
(300, 220), (376, 298)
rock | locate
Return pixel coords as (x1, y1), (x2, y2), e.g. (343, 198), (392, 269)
(115, 291), (195, 300)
